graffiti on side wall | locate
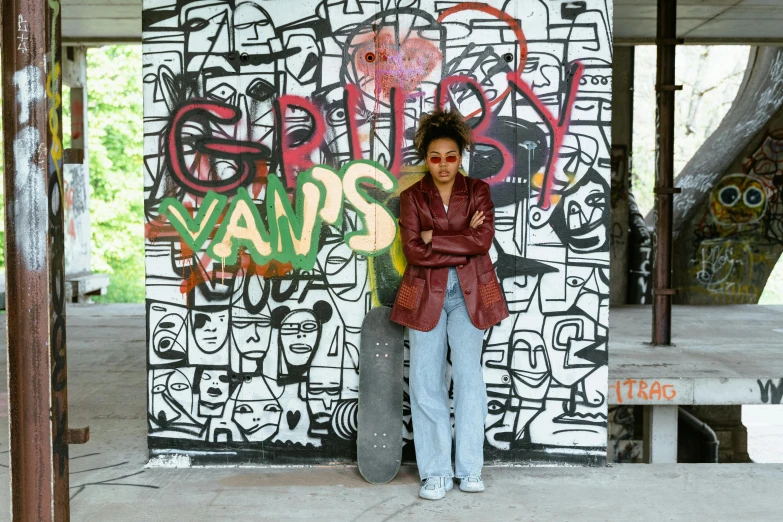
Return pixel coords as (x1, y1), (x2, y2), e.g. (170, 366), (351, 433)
(687, 130), (783, 302)
(758, 379), (783, 404)
(64, 163), (91, 274)
(607, 406), (640, 463)
(143, 0), (611, 464)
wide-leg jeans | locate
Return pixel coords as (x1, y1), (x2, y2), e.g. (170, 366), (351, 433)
(408, 267), (487, 480)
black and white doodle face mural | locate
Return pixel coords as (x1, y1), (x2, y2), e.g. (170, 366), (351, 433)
(144, 0), (611, 465)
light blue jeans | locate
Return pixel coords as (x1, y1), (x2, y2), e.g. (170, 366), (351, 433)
(408, 267), (488, 480)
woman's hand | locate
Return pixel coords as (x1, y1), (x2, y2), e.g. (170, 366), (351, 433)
(420, 230), (433, 244)
(470, 210), (485, 229)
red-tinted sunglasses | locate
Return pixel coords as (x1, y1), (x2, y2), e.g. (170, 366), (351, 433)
(428, 155), (459, 164)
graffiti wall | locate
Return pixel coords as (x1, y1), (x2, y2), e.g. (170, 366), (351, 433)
(143, 0), (612, 466)
(676, 120), (783, 304)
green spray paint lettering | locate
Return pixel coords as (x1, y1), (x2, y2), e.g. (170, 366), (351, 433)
(159, 160), (398, 270)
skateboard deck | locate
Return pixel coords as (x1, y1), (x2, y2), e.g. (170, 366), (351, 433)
(357, 306), (405, 484)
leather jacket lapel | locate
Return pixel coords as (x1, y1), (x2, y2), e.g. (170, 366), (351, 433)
(446, 193), (466, 223)
(445, 174), (468, 225)
(425, 190), (448, 230)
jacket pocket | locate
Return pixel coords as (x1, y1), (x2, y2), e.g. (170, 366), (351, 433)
(395, 275), (425, 311)
(477, 270), (503, 308)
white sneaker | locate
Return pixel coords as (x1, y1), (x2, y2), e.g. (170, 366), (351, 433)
(419, 477), (454, 500)
(459, 476), (485, 492)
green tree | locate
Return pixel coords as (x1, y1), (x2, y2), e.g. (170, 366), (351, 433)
(86, 45), (144, 302)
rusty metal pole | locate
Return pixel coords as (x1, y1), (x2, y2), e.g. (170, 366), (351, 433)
(2, 0), (56, 519)
(3, 0), (84, 519)
(652, 0), (681, 345)
(47, 1), (89, 520)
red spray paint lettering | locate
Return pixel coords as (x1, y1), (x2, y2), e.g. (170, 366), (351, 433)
(167, 101), (269, 196)
(343, 83), (364, 161)
(438, 75), (512, 185)
(507, 64), (584, 209)
(274, 94), (326, 188)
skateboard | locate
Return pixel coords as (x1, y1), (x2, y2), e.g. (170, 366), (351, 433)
(357, 306), (405, 484)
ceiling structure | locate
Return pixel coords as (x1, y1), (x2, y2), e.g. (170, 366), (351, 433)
(62, 0), (141, 42)
(614, 0), (783, 44)
(58, 0), (783, 44)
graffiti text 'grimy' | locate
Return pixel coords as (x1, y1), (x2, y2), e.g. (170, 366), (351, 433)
(160, 160), (398, 270)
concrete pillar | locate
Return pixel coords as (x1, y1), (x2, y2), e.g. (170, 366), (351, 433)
(62, 46), (91, 277)
(644, 405), (678, 463)
(610, 46), (633, 305)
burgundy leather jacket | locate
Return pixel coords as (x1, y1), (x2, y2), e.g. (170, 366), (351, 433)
(390, 173), (509, 332)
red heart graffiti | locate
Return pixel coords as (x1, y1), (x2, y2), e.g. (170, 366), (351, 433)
(354, 27), (441, 100)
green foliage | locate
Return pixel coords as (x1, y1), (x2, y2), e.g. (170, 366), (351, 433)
(86, 45), (144, 303)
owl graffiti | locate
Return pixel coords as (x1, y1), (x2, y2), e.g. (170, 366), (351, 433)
(710, 174), (767, 227)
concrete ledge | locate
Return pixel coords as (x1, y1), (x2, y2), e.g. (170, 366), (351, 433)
(609, 378), (783, 406)
(609, 305), (783, 406)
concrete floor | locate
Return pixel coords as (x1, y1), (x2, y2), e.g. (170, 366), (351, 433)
(610, 304), (783, 379)
(1, 304), (783, 521)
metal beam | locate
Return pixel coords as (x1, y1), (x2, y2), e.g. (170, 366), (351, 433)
(47, 1), (81, 520)
(2, 0), (56, 519)
(2, 0), (83, 519)
(652, 0), (679, 346)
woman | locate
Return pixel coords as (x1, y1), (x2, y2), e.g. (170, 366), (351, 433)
(390, 109), (509, 500)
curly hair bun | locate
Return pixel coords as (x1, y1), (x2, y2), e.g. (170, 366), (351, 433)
(413, 108), (475, 161)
